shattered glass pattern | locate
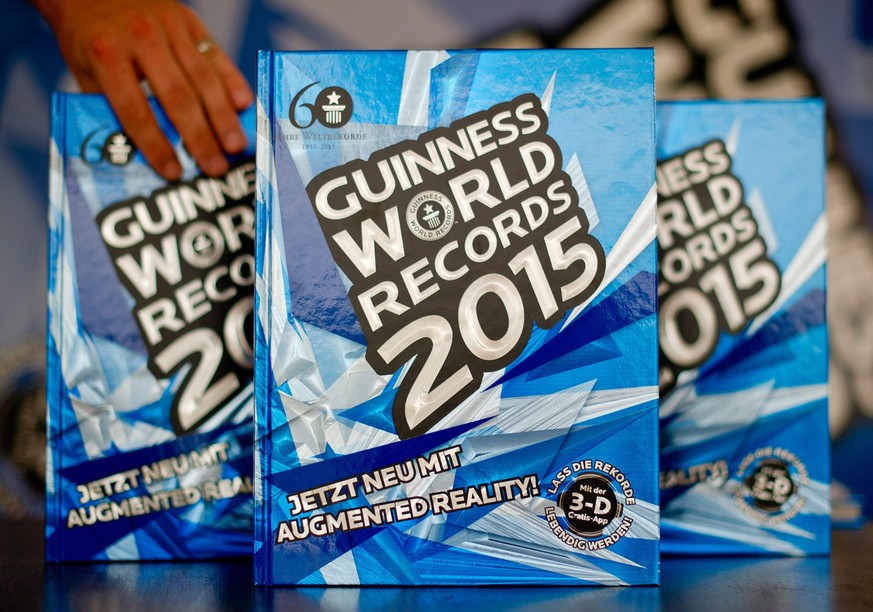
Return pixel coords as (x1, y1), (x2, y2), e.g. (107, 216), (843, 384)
(255, 50), (659, 585)
(46, 95), (256, 561)
(658, 101), (830, 556)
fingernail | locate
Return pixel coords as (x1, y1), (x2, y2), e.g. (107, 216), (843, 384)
(232, 88), (254, 109)
(225, 130), (246, 153)
(207, 156), (229, 176)
(163, 160), (182, 180)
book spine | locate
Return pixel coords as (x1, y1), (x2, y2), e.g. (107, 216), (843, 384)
(45, 92), (66, 562)
(253, 49), (274, 586)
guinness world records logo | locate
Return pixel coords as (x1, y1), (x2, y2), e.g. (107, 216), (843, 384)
(406, 191), (454, 241)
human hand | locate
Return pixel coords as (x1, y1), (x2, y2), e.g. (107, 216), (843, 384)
(34, 0), (254, 180)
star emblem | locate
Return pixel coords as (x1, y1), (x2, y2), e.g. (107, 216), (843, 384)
(424, 204), (434, 215)
(326, 90), (342, 105)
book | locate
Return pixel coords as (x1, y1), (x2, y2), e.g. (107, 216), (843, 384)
(46, 94), (257, 560)
(255, 49), (659, 585)
(657, 100), (830, 555)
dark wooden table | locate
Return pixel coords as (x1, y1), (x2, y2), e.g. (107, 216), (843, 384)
(2, 520), (871, 611)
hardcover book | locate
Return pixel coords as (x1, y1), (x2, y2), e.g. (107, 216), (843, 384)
(255, 49), (659, 585)
(46, 94), (256, 560)
(657, 100), (830, 555)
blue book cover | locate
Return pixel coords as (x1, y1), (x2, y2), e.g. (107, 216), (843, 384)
(657, 100), (830, 555)
(46, 94), (257, 561)
(255, 49), (659, 585)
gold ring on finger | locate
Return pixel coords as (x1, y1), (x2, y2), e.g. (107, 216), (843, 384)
(196, 38), (220, 55)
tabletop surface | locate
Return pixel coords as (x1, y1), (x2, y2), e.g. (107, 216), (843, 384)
(2, 520), (871, 611)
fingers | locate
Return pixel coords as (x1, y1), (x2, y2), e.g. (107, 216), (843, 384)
(70, 5), (253, 180)
(182, 8), (254, 111)
(129, 15), (229, 177)
(87, 33), (183, 180)
(207, 48), (255, 110)
(70, 67), (100, 94)
(164, 20), (247, 156)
